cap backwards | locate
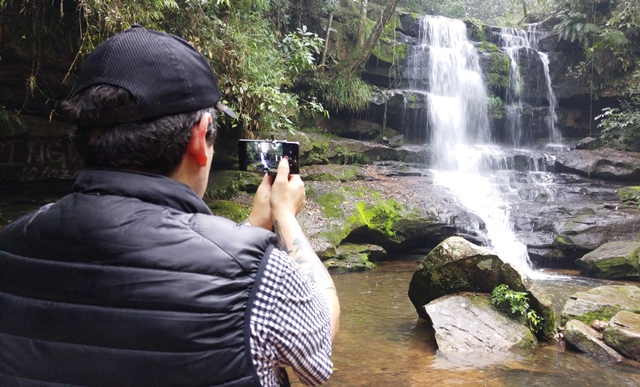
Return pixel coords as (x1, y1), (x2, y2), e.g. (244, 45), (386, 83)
(71, 25), (236, 127)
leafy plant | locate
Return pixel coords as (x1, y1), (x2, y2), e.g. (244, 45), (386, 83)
(313, 74), (374, 114)
(491, 284), (543, 333)
(0, 106), (23, 133)
(76, 0), (181, 53)
(280, 26), (324, 76)
(349, 198), (404, 237)
(595, 69), (640, 150)
(552, 0), (640, 91)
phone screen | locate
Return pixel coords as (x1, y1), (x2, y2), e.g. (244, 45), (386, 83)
(239, 140), (300, 175)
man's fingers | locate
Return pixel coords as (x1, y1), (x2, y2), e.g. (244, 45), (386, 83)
(261, 172), (274, 187)
(276, 156), (291, 181)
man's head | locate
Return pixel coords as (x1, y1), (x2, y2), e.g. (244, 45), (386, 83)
(63, 25), (235, 180)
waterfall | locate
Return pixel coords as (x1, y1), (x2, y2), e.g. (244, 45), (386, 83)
(497, 25), (561, 146)
(409, 16), (491, 171)
(411, 16), (537, 276)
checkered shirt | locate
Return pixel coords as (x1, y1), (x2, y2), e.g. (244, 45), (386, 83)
(250, 247), (333, 386)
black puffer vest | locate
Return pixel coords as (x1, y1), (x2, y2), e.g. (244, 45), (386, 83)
(0, 169), (278, 386)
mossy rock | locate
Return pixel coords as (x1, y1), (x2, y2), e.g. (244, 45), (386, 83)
(464, 18), (489, 42)
(560, 285), (640, 326)
(324, 243), (383, 273)
(409, 237), (557, 340)
(552, 235), (592, 260)
(305, 166), (359, 182)
(479, 47), (510, 96)
(372, 16), (410, 65)
(576, 241), (640, 279)
(619, 186), (640, 203)
(208, 200), (250, 223)
(477, 41), (501, 53)
(206, 170), (263, 199)
(315, 191), (347, 219)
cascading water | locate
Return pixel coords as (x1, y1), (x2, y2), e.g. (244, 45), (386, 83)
(409, 17), (491, 171)
(409, 15), (558, 276)
(497, 25), (561, 146)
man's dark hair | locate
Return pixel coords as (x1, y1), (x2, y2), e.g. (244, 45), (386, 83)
(63, 84), (217, 176)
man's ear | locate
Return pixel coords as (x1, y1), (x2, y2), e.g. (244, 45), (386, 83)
(187, 112), (212, 167)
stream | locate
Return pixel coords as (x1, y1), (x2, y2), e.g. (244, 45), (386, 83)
(304, 261), (640, 386)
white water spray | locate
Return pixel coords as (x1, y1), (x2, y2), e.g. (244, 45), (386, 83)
(498, 25), (561, 146)
(412, 16), (537, 276)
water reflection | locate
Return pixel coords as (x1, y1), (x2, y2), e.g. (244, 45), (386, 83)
(301, 262), (640, 386)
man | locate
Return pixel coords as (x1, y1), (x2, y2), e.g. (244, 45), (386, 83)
(0, 26), (339, 386)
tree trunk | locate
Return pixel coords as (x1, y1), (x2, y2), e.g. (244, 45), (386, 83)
(334, 0), (400, 77)
(320, 11), (334, 69)
(357, 0), (368, 48)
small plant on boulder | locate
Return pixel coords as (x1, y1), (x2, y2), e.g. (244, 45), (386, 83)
(491, 284), (543, 333)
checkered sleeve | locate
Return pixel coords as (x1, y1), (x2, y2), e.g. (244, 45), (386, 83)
(250, 247), (333, 386)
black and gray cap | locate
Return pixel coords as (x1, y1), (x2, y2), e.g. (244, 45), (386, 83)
(71, 25), (236, 127)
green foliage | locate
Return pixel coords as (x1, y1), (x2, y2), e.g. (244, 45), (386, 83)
(491, 284), (543, 333)
(595, 70), (640, 150)
(281, 26), (324, 76)
(207, 200), (250, 222)
(313, 74), (374, 114)
(56, 1), (325, 135)
(317, 192), (346, 218)
(0, 106), (23, 133)
(552, 0), (640, 91)
(481, 47), (510, 95)
(553, 10), (597, 47)
(400, 0), (556, 26)
(215, 12), (298, 133)
(466, 18), (487, 41)
(76, 0), (181, 53)
(618, 186), (640, 204)
(349, 198), (404, 237)
(487, 95), (503, 119)
(487, 95), (503, 109)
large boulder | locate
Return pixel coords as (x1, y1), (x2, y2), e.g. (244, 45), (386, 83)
(564, 319), (623, 362)
(560, 285), (640, 325)
(553, 208), (640, 259)
(324, 243), (384, 273)
(602, 310), (640, 362)
(321, 137), (430, 165)
(408, 236), (556, 339)
(576, 240), (640, 280)
(554, 148), (640, 182)
(425, 294), (537, 352)
(408, 236), (510, 320)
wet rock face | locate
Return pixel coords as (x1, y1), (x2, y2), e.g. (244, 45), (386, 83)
(564, 319), (623, 363)
(561, 287), (640, 363)
(560, 285), (640, 326)
(407, 236), (557, 339)
(603, 310), (640, 362)
(408, 236), (507, 321)
(576, 241), (640, 280)
(554, 148), (640, 182)
(425, 293), (537, 352)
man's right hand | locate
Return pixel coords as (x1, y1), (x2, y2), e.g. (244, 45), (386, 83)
(270, 157), (305, 221)
(247, 173), (274, 230)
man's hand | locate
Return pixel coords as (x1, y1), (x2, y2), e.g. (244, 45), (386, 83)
(247, 173), (274, 230)
(270, 157), (305, 221)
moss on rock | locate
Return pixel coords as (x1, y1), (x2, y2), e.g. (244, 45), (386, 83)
(208, 200), (250, 223)
(619, 186), (640, 203)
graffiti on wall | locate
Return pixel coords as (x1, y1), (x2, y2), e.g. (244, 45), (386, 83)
(0, 135), (82, 182)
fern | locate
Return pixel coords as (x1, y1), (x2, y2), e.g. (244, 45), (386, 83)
(491, 284), (543, 333)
